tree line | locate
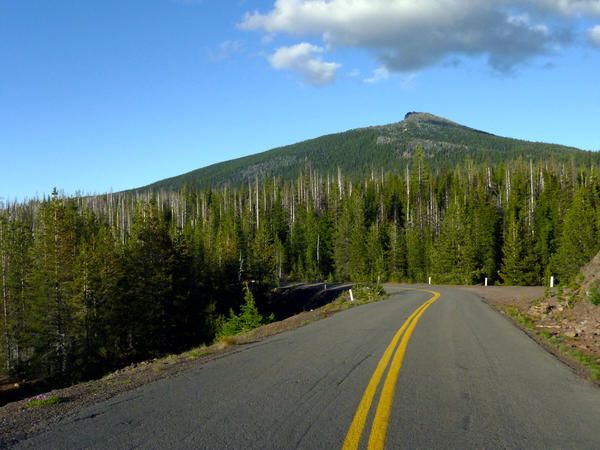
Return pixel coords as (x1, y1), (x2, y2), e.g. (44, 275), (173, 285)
(2, 151), (600, 384)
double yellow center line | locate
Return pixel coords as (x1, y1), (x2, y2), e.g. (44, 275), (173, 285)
(342, 289), (441, 450)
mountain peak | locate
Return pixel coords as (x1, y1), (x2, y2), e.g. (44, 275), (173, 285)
(404, 111), (427, 120)
(403, 111), (455, 125)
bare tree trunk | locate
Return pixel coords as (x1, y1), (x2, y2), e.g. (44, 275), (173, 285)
(255, 177), (260, 229)
(406, 165), (411, 225)
(529, 160), (535, 233)
(505, 167), (511, 204)
(316, 234), (320, 271)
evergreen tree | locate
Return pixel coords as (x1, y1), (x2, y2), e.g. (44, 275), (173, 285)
(386, 222), (407, 281)
(27, 191), (80, 380)
(348, 195), (368, 281)
(471, 194), (502, 283)
(365, 223), (386, 283)
(121, 202), (175, 361)
(431, 199), (476, 284)
(551, 188), (598, 284)
(3, 157), (600, 388)
(405, 226), (428, 282)
(500, 214), (540, 285)
(333, 198), (353, 280)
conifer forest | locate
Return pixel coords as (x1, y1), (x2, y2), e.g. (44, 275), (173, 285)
(2, 151), (600, 385)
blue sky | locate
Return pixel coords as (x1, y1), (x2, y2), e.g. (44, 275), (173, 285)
(1, 0), (599, 201)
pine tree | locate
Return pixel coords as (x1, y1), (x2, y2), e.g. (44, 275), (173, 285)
(471, 193), (502, 283)
(431, 198), (476, 284)
(27, 191), (80, 380)
(333, 197), (353, 280)
(406, 226), (428, 282)
(365, 223), (386, 283)
(386, 222), (407, 281)
(551, 188), (598, 284)
(2, 218), (33, 376)
(121, 202), (175, 360)
(248, 223), (276, 286)
(500, 213), (540, 285)
(348, 195), (368, 281)
(0, 215), (11, 374)
(72, 223), (125, 375)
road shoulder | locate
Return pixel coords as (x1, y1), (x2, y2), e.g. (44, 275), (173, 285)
(459, 285), (600, 387)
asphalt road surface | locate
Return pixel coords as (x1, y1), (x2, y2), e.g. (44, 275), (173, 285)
(15, 285), (600, 449)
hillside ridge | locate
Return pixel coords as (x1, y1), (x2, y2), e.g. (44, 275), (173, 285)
(136, 112), (593, 192)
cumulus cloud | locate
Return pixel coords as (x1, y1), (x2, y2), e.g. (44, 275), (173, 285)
(241, 0), (600, 75)
(268, 42), (341, 85)
(590, 24), (600, 46)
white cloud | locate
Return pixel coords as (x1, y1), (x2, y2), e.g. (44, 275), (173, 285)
(268, 43), (341, 85)
(241, 0), (600, 75)
(210, 40), (243, 61)
(589, 24), (600, 46)
(364, 67), (390, 84)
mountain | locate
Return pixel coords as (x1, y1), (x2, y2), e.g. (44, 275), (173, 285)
(138, 112), (596, 191)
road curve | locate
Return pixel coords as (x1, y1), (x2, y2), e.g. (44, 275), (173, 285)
(14, 285), (600, 449)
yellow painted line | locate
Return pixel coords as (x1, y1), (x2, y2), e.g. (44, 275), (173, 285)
(367, 291), (440, 450)
(342, 289), (441, 450)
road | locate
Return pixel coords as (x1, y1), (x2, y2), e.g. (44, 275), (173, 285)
(15, 285), (600, 449)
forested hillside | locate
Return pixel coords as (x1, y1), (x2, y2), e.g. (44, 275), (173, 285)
(139, 112), (597, 191)
(2, 151), (600, 386)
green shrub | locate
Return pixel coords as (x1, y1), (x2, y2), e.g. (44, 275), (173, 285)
(350, 283), (387, 303)
(217, 283), (273, 338)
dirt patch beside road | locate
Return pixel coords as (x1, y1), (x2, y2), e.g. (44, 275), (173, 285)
(459, 285), (545, 307)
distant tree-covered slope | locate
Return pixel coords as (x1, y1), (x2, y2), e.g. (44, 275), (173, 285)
(138, 112), (595, 191)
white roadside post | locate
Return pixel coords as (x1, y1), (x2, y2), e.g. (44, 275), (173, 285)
(428, 276), (432, 285)
(349, 289), (354, 302)
(485, 277), (488, 287)
(550, 276), (554, 288)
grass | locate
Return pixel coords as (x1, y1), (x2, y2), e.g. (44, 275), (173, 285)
(503, 305), (535, 330)
(589, 287), (600, 306)
(182, 345), (209, 361)
(25, 394), (61, 409)
(560, 345), (600, 381)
